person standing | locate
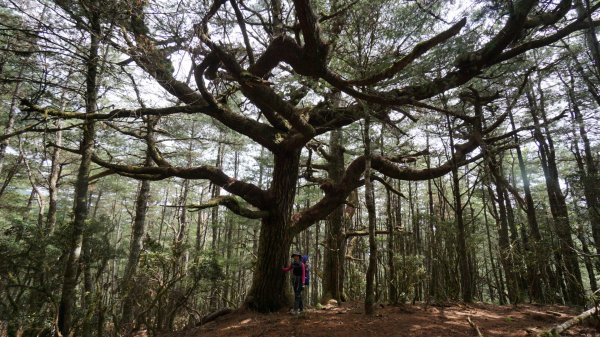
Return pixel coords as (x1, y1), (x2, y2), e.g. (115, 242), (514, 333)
(282, 252), (305, 314)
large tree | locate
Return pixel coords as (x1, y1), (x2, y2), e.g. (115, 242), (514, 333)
(23, 0), (599, 312)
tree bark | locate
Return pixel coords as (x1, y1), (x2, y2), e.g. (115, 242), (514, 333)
(322, 129), (346, 303)
(209, 140), (223, 310)
(363, 112), (377, 315)
(245, 150), (300, 312)
(46, 121), (62, 235)
(386, 188), (398, 304)
(57, 7), (99, 335)
(567, 77), (600, 260)
(508, 108), (545, 302)
(482, 184), (505, 304)
(425, 132), (441, 302)
(528, 84), (585, 305)
(447, 115), (472, 303)
(575, 0), (600, 76)
(121, 148), (152, 328)
(488, 159), (521, 304)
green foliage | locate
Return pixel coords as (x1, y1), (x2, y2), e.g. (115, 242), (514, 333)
(394, 254), (426, 303)
(193, 250), (225, 283)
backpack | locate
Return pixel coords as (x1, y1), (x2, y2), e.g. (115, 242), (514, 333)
(302, 255), (310, 286)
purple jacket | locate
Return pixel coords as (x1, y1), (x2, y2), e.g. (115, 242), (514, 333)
(282, 262), (305, 285)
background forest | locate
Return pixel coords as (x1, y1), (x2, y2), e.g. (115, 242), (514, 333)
(0, 0), (599, 336)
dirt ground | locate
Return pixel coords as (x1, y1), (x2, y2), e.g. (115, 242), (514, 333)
(160, 302), (599, 337)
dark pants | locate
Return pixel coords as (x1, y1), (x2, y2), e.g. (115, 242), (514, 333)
(292, 275), (304, 311)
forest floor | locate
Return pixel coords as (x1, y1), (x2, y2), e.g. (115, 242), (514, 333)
(157, 302), (599, 337)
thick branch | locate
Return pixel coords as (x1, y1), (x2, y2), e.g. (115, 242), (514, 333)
(124, 12), (280, 152)
(187, 196), (269, 219)
(83, 152), (270, 209)
(293, 0), (328, 62)
(495, 17), (600, 65)
(524, 0), (572, 28)
(290, 134), (481, 234)
(198, 35), (316, 139)
(21, 99), (212, 120)
(346, 18), (467, 86)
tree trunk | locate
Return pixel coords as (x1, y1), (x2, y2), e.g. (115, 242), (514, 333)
(223, 151), (239, 306)
(575, 0), (600, 76)
(0, 65), (23, 175)
(57, 13), (99, 337)
(312, 219), (320, 305)
(508, 108), (545, 302)
(567, 78), (600, 260)
(528, 85), (585, 305)
(483, 183), (507, 305)
(245, 150), (300, 312)
(322, 129), (346, 303)
(481, 185), (498, 303)
(363, 113), (377, 315)
(121, 149), (152, 328)
(81, 235), (94, 337)
(46, 121), (62, 235)
(386, 189), (398, 304)
(447, 116), (472, 303)
(576, 223), (598, 292)
(209, 140), (223, 310)
(488, 160), (521, 304)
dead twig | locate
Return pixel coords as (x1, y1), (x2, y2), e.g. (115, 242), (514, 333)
(467, 316), (484, 337)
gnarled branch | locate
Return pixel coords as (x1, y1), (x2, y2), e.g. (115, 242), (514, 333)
(290, 132), (482, 234)
(53, 142), (270, 210)
(187, 196), (269, 219)
(346, 18), (467, 86)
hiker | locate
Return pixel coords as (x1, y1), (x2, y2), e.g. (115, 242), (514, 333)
(282, 252), (305, 314)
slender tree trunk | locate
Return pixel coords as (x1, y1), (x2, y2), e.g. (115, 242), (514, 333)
(447, 116), (472, 303)
(46, 122), (62, 235)
(81, 235), (94, 337)
(578, 226), (598, 292)
(567, 79), (600, 260)
(425, 133), (439, 302)
(322, 128), (346, 303)
(363, 113), (377, 315)
(508, 108), (545, 302)
(57, 7), (100, 335)
(528, 85), (585, 305)
(483, 183), (506, 305)
(223, 151), (239, 306)
(195, 187), (207, 253)
(386, 189), (398, 304)
(121, 148), (152, 328)
(208, 140), (223, 310)
(312, 220), (320, 305)
(488, 159), (521, 304)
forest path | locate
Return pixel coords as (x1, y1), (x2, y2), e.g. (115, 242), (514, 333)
(158, 302), (597, 337)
